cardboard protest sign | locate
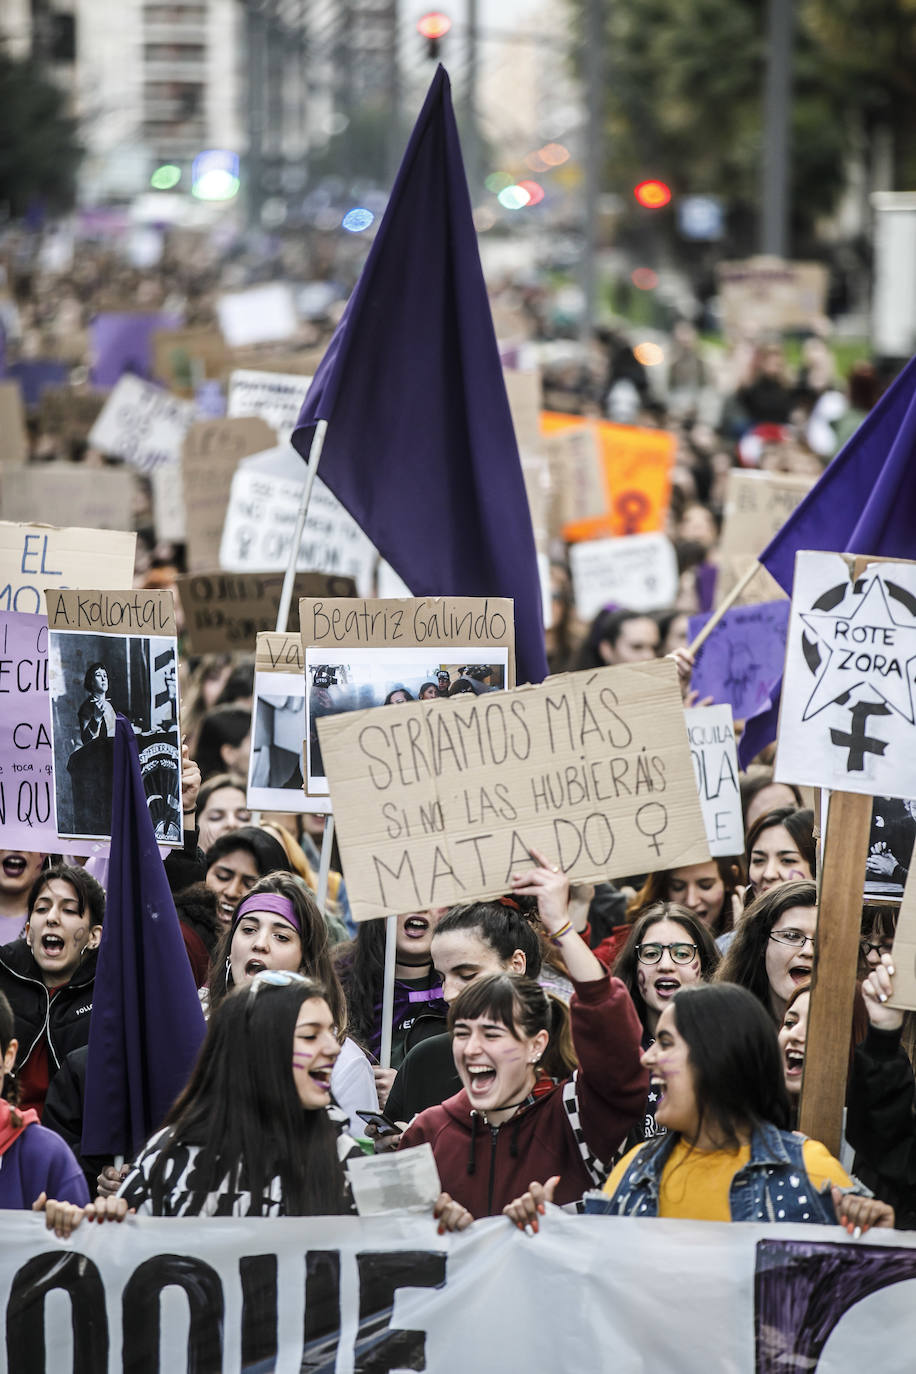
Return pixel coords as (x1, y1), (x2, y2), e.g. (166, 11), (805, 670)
(0, 381), (28, 465)
(177, 570), (357, 654)
(181, 416), (276, 573)
(716, 256), (829, 334)
(216, 283), (299, 347)
(47, 589), (182, 845)
(318, 657), (709, 921)
(687, 600), (790, 719)
(0, 521), (137, 616)
(0, 465), (135, 534)
(0, 611), (60, 851)
(219, 467), (376, 595)
(36, 386), (106, 442)
(776, 552), (916, 798)
(149, 464), (186, 544)
(864, 795), (916, 901)
(541, 416), (606, 537)
(248, 633), (310, 812)
(716, 469), (816, 606)
(301, 596), (516, 800)
(153, 326), (230, 395)
(503, 369), (542, 455)
(890, 859), (916, 1012)
(569, 533), (679, 619)
(685, 705), (743, 857)
(88, 375), (196, 472)
(227, 369), (312, 444)
(558, 420), (676, 544)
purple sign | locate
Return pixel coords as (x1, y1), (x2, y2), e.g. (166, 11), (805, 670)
(89, 312), (180, 388)
(0, 611), (61, 851)
(688, 600), (790, 720)
(6, 360), (69, 409)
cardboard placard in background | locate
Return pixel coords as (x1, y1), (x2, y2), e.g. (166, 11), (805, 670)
(227, 369), (312, 444)
(0, 465), (135, 534)
(153, 326), (231, 395)
(687, 600), (790, 720)
(0, 610), (61, 851)
(37, 386), (107, 442)
(890, 860), (916, 1012)
(150, 464), (186, 544)
(716, 256), (829, 334)
(716, 469), (816, 606)
(181, 416), (276, 572)
(776, 552), (916, 798)
(318, 658), (709, 921)
(0, 521), (137, 616)
(47, 589), (181, 845)
(88, 375), (196, 472)
(219, 467), (376, 595)
(685, 705), (743, 857)
(569, 533), (679, 619)
(177, 570), (357, 654)
(541, 417), (606, 536)
(216, 284), (299, 348)
(0, 381), (29, 465)
(503, 369), (542, 455)
(248, 631), (310, 812)
(562, 421), (676, 543)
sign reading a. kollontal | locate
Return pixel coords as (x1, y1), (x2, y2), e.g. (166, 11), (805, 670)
(318, 658), (709, 921)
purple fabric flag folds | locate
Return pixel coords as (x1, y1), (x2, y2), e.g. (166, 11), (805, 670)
(81, 717), (205, 1159)
(292, 66), (547, 685)
(739, 353), (916, 764)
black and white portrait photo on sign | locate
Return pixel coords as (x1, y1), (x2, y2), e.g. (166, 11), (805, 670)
(865, 794), (916, 901)
(776, 551), (916, 799)
(304, 645), (509, 793)
(48, 628), (181, 844)
(247, 671), (308, 812)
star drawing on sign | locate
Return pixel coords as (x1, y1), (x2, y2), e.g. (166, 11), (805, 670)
(798, 575), (916, 724)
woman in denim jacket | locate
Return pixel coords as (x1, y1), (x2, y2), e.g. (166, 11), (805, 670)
(505, 985), (894, 1234)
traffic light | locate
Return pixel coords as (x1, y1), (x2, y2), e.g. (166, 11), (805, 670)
(417, 11), (451, 59)
(633, 179), (672, 209)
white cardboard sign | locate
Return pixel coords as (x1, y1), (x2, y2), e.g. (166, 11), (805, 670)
(685, 704), (743, 857)
(216, 283), (299, 347)
(776, 551), (916, 798)
(569, 532), (679, 619)
(227, 369), (312, 444)
(88, 375), (196, 472)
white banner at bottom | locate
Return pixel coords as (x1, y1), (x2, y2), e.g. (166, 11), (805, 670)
(3, 1209), (916, 1373)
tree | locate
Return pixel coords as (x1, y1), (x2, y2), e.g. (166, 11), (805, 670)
(0, 50), (83, 217)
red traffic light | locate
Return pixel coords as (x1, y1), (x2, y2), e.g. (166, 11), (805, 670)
(417, 11), (451, 39)
(633, 179), (672, 209)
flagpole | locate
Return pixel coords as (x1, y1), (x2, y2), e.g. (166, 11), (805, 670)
(274, 418), (329, 635)
(687, 560), (761, 655)
(315, 813), (334, 915)
(379, 914), (398, 1070)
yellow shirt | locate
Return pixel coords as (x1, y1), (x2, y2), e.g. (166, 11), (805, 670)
(602, 1137), (851, 1221)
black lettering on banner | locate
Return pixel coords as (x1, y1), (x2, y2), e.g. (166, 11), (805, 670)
(373, 851), (421, 908)
(353, 1251), (446, 1374)
(239, 1254), (277, 1371)
(302, 1250), (342, 1373)
(121, 1255), (223, 1373)
(6, 1251), (108, 1374)
(754, 1239), (916, 1374)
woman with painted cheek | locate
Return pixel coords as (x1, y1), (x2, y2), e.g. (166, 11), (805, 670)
(613, 905), (719, 1143)
(208, 875), (378, 1138)
(717, 880), (818, 1025)
(745, 807), (815, 898)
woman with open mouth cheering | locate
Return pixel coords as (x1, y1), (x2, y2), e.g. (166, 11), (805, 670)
(398, 852), (646, 1218)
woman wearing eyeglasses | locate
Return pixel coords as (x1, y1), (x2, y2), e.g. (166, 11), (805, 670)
(716, 879), (817, 1023)
(612, 905), (719, 1142)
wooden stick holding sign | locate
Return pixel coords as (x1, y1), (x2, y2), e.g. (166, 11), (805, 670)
(687, 560), (761, 655)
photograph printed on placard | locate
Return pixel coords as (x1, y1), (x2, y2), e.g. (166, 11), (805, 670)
(48, 630), (182, 843)
(304, 646), (509, 793)
(248, 671), (307, 811)
(865, 795), (916, 901)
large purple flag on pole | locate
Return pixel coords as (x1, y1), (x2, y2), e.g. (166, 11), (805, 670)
(292, 66), (548, 685)
(739, 354), (916, 766)
(81, 717), (206, 1158)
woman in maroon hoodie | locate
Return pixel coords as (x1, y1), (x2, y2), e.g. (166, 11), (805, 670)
(399, 855), (647, 1217)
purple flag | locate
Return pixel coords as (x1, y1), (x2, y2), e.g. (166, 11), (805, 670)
(292, 67), (547, 685)
(688, 601), (790, 720)
(81, 717), (205, 1158)
(6, 359), (69, 409)
(89, 312), (179, 388)
(738, 353), (916, 765)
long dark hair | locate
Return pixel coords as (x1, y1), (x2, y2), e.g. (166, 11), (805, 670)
(27, 864), (105, 927)
(668, 983), (792, 1149)
(627, 857), (744, 937)
(447, 972), (576, 1079)
(145, 978), (350, 1216)
(0, 990), (19, 1107)
(333, 918), (391, 1049)
(434, 900), (543, 979)
(209, 874), (347, 1034)
(205, 826), (289, 877)
(745, 807), (816, 894)
(196, 705), (251, 781)
(613, 904), (720, 1035)
(716, 879), (817, 1017)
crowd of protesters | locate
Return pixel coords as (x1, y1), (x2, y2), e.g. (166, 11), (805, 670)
(0, 223), (910, 1248)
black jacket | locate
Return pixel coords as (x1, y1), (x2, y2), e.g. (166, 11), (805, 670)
(386, 1033), (459, 1124)
(42, 1045), (112, 1195)
(0, 938), (97, 1087)
(846, 1023), (916, 1229)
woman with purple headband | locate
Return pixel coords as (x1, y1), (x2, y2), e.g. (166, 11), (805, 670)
(206, 873), (378, 1135)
